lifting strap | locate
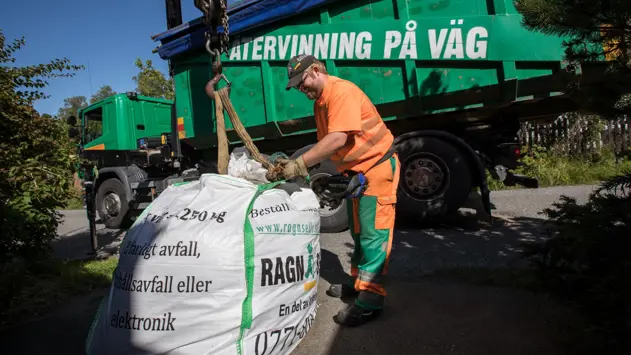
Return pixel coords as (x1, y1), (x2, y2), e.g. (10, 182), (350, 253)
(212, 87), (284, 181)
(213, 93), (229, 175)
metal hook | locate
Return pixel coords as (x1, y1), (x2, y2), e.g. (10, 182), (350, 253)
(205, 34), (215, 56)
(205, 73), (231, 99)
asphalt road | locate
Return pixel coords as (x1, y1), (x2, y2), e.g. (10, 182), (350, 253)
(1, 185), (598, 355)
(52, 184), (598, 264)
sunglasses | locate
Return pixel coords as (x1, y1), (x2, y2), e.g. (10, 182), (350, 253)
(293, 69), (318, 91)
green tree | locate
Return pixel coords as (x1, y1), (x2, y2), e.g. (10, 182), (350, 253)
(0, 30), (83, 265)
(132, 57), (174, 100)
(57, 95), (87, 120)
(515, 0), (631, 119)
(90, 84), (116, 104)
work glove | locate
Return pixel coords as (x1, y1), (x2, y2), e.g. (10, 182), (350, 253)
(277, 156), (309, 180)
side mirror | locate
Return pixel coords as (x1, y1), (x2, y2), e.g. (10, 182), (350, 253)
(68, 127), (80, 138)
(66, 115), (77, 126)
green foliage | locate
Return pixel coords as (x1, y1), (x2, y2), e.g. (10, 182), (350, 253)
(515, 0), (631, 118)
(90, 84), (116, 104)
(487, 145), (631, 190)
(56, 95), (87, 120)
(520, 172), (631, 353)
(0, 30), (83, 265)
(61, 187), (84, 210)
(132, 57), (174, 100)
(519, 145), (631, 184)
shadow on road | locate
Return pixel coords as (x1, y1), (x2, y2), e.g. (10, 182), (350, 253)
(323, 204), (547, 282)
(52, 228), (126, 260)
(314, 277), (577, 355)
(307, 205), (579, 355)
(389, 214), (545, 277)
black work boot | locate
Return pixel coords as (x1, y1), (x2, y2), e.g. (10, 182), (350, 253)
(326, 284), (359, 298)
(333, 304), (382, 327)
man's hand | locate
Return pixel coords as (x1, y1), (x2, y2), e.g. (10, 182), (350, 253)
(277, 156), (309, 180)
(276, 132), (347, 180)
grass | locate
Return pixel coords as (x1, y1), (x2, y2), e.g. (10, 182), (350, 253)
(0, 256), (118, 329)
(62, 196), (84, 210)
(60, 188), (84, 210)
(487, 147), (631, 191)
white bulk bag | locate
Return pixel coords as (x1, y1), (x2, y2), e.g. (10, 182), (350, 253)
(86, 173), (321, 355)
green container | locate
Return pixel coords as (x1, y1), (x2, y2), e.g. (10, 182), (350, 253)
(167, 0), (582, 151)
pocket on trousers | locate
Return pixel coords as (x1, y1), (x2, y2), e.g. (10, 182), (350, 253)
(374, 197), (395, 230)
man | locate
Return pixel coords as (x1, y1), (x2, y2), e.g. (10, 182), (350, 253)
(278, 54), (400, 327)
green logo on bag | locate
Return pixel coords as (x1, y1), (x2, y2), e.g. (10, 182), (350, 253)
(259, 242), (320, 291)
(303, 242), (317, 291)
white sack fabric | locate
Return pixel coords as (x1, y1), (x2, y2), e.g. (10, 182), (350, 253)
(227, 150), (270, 184)
(86, 173), (321, 355)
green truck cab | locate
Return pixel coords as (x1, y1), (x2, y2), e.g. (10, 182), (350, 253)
(79, 92), (173, 152)
(69, 0), (608, 241)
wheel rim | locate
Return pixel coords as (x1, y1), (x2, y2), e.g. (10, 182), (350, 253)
(103, 191), (122, 217)
(401, 152), (449, 200)
(309, 172), (345, 217)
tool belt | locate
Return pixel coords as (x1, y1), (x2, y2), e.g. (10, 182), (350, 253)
(312, 143), (396, 208)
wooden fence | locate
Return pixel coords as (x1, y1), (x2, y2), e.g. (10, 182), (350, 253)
(518, 115), (631, 157)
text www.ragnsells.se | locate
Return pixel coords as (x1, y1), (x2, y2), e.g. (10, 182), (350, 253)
(255, 222), (319, 235)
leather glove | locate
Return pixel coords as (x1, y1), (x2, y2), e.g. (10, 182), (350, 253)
(277, 156), (309, 180)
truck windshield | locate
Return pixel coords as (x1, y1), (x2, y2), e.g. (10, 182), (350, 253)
(84, 107), (103, 144)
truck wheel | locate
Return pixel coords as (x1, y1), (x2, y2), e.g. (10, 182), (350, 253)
(396, 136), (472, 220)
(289, 146), (349, 233)
(96, 178), (132, 229)
(307, 160), (349, 233)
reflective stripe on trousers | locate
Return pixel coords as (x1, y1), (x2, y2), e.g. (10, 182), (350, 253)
(346, 154), (400, 310)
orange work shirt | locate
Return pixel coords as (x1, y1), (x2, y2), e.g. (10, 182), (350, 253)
(314, 76), (394, 173)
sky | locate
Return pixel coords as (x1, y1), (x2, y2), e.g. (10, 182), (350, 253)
(1, 0), (202, 116)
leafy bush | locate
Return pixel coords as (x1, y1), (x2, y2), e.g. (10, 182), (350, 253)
(0, 31), (82, 265)
(488, 145), (631, 190)
(521, 172), (631, 353)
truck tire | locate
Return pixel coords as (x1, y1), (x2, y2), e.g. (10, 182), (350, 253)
(96, 178), (132, 229)
(289, 146), (349, 233)
(306, 159), (349, 233)
(396, 136), (472, 221)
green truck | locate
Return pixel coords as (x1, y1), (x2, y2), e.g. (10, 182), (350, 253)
(68, 0), (607, 241)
